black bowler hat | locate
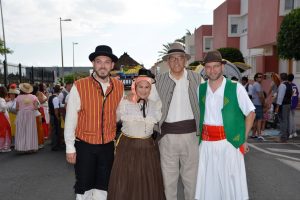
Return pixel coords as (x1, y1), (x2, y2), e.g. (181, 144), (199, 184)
(136, 68), (156, 83)
(89, 45), (118, 62)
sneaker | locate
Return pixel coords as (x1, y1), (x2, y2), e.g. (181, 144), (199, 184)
(250, 135), (258, 139)
(293, 132), (298, 137)
(1, 149), (11, 153)
(257, 136), (266, 141)
(289, 134), (293, 139)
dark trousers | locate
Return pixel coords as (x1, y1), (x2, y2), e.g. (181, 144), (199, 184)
(74, 140), (114, 194)
(279, 104), (291, 141)
(50, 115), (61, 149)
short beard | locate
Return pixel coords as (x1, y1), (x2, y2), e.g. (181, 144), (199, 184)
(207, 72), (223, 81)
(94, 70), (110, 81)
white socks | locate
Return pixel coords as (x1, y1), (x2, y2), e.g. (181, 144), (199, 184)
(76, 189), (107, 200)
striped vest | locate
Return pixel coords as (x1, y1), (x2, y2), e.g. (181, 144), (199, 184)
(155, 70), (202, 135)
(75, 76), (123, 144)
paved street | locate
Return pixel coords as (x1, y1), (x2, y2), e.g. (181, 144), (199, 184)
(1, 111), (300, 200)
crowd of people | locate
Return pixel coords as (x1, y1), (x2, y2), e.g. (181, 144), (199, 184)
(1, 43), (299, 200)
(0, 81), (73, 153)
(241, 71), (299, 143)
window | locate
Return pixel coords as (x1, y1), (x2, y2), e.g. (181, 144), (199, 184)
(231, 24), (238, 34)
(296, 61), (300, 73)
(203, 37), (213, 52)
(228, 15), (241, 36)
(285, 0), (294, 10)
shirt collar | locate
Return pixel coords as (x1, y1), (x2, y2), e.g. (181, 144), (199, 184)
(168, 69), (187, 81)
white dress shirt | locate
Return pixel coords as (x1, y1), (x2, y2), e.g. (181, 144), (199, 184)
(204, 78), (255, 125)
(165, 69), (194, 122)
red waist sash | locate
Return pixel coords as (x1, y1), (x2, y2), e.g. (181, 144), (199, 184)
(202, 124), (244, 154)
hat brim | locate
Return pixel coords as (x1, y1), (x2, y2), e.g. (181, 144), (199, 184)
(8, 89), (20, 95)
(89, 52), (118, 63)
(19, 83), (33, 94)
(201, 59), (227, 65)
(162, 52), (191, 61)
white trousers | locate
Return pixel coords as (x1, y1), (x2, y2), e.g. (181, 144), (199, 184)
(76, 189), (107, 200)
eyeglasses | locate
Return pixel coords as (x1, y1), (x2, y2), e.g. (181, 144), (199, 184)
(169, 56), (185, 62)
(257, 76), (263, 78)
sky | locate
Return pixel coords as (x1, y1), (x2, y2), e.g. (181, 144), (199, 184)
(1, 0), (225, 69)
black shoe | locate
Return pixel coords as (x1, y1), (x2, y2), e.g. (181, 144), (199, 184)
(51, 146), (59, 151)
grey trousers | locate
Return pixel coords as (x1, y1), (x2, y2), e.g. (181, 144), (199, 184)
(279, 104), (291, 140)
(159, 132), (199, 200)
(289, 109), (296, 134)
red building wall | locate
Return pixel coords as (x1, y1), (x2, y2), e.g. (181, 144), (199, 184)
(194, 25), (212, 61)
(248, 0), (280, 48)
(213, 0), (240, 49)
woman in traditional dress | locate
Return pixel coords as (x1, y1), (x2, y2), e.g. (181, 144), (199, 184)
(7, 84), (19, 148)
(0, 86), (11, 153)
(107, 69), (165, 200)
(37, 83), (50, 139)
(15, 83), (39, 153)
(32, 85), (44, 148)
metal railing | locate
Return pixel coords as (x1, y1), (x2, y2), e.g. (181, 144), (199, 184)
(0, 61), (54, 86)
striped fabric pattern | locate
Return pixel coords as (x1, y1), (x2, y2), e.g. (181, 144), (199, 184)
(75, 76), (123, 144)
(155, 70), (202, 135)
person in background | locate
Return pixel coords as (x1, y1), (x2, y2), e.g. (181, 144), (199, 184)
(261, 91), (271, 134)
(37, 83), (50, 139)
(275, 73), (293, 143)
(0, 86), (11, 153)
(195, 50), (255, 200)
(251, 73), (265, 140)
(64, 45), (124, 200)
(48, 85), (62, 151)
(241, 76), (253, 100)
(15, 83), (39, 153)
(7, 84), (19, 148)
(32, 85), (44, 149)
(288, 73), (299, 139)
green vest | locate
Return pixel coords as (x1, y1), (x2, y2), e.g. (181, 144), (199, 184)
(198, 79), (245, 148)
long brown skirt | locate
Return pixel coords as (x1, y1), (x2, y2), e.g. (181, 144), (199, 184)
(107, 135), (166, 200)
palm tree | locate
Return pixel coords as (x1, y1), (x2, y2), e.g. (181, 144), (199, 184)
(0, 38), (12, 55)
(158, 43), (172, 59)
(158, 29), (191, 59)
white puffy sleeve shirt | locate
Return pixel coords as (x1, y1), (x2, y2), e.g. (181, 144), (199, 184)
(117, 99), (162, 138)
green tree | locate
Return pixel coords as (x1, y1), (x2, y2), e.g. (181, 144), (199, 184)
(217, 47), (244, 63)
(0, 38), (13, 55)
(277, 8), (300, 60)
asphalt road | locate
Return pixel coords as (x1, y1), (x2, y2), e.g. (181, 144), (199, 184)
(1, 136), (300, 200)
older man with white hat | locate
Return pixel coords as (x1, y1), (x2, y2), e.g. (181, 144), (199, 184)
(152, 42), (202, 200)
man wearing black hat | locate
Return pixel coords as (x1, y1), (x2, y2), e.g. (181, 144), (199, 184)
(153, 42), (201, 200)
(64, 45), (124, 200)
(195, 50), (255, 200)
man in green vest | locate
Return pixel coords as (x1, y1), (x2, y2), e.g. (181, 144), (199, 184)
(195, 51), (255, 200)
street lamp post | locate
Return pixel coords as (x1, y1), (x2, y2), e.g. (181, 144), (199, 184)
(72, 42), (78, 67)
(72, 42), (78, 80)
(0, 0), (8, 86)
(59, 17), (71, 84)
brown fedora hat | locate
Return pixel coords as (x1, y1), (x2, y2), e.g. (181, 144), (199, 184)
(202, 50), (226, 65)
(19, 83), (33, 94)
(162, 42), (191, 61)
